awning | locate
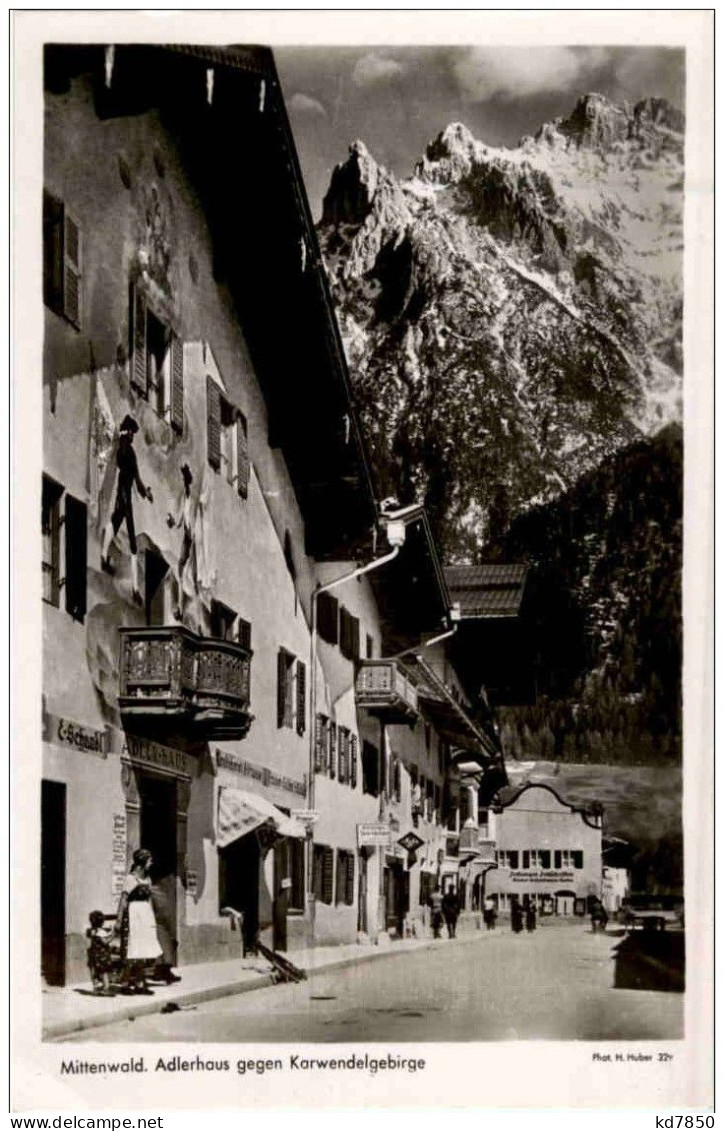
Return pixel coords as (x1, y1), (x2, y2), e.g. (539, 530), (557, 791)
(217, 787), (306, 848)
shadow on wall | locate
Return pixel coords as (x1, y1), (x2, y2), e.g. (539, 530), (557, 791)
(612, 931), (685, 993)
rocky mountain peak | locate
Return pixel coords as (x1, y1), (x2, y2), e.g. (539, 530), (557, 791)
(528, 92), (685, 155)
(321, 139), (381, 227)
(416, 121), (485, 185)
(557, 92), (631, 149)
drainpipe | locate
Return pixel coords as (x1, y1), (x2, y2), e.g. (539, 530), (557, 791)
(306, 542), (402, 942)
(388, 622), (458, 662)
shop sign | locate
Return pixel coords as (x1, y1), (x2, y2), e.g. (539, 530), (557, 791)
(291, 810), (318, 823)
(123, 734), (194, 780)
(215, 749), (306, 797)
(398, 831), (424, 853)
(510, 870), (575, 884)
(357, 822), (391, 848)
(111, 813), (127, 896)
(56, 716), (108, 758)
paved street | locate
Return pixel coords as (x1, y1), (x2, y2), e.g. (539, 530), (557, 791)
(62, 922), (683, 1043)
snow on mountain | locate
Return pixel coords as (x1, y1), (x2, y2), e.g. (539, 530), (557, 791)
(317, 94), (684, 559)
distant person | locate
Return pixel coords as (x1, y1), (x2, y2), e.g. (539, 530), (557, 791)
(525, 901), (537, 933)
(510, 897), (524, 934)
(428, 886), (444, 939)
(442, 889), (460, 938)
(483, 895), (497, 930)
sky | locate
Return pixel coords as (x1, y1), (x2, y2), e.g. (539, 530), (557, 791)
(274, 46), (685, 220)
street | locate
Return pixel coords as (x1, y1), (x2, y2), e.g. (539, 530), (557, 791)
(62, 921), (683, 1043)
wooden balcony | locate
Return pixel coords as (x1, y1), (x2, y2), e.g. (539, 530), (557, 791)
(118, 626), (253, 742)
(478, 837), (497, 865)
(355, 659), (419, 725)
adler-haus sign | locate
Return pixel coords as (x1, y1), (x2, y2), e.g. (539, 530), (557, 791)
(510, 870), (575, 885)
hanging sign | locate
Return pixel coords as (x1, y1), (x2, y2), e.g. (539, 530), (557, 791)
(357, 822), (391, 848)
(398, 831), (425, 853)
(111, 812), (127, 897)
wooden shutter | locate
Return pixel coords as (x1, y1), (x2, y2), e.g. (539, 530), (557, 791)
(345, 853), (355, 905)
(237, 617), (252, 652)
(323, 847), (334, 904)
(296, 660), (306, 735)
(350, 735), (358, 788)
(337, 728), (347, 784)
(236, 411), (249, 498)
(170, 333), (184, 433)
(63, 211), (82, 328)
(206, 375), (221, 470)
(350, 614), (360, 660)
(328, 722), (336, 779)
(64, 494), (87, 622)
(314, 714), (325, 772)
(335, 850), (346, 905)
(339, 608), (360, 661)
(317, 592), (339, 645)
(129, 285), (147, 396)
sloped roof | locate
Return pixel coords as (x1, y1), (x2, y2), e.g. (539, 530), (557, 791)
(445, 563), (528, 619)
(401, 655), (500, 761)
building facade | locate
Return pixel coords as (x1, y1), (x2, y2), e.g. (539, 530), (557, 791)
(484, 785), (603, 916)
(41, 43), (504, 987)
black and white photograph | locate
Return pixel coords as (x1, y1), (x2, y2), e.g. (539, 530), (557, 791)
(12, 9), (713, 1115)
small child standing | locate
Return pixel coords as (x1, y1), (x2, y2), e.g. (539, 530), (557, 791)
(86, 910), (115, 995)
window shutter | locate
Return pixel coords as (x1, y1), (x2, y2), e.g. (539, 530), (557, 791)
(350, 614), (360, 660)
(350, 735), (358, 788)
(338, 728), (347, 784)
(328, 723), (336, 779)
(277, 649), (288, 728)
(314, 715), (325, 772)
(317, 592), (339, 645)
(129, 285), (148, 396)
(206, 375), (221, 470)
(394, 758), (401, 802)
(522, 851), (530, 870)
(237, 617), (252, 652)
(335, 851), (346, 905)
(63, 211), (82, 328)
(345, 853), (355, 905)
(296, 660), (306, 736)
(64, 494), (87, 622)
(170, 333), (184, 433)
(323, 847), (334, 905)
(554, 850), (562, 870)
(236, 411), (249, 498)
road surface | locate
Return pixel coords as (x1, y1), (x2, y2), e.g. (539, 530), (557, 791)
(63, 921), (683, 1043)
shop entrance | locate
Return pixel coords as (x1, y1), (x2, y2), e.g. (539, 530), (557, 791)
(357, 851), (368, 934)
(219, 833), (260, 953)
(139, 773), (178, 966)
(41, 780), (66, 986)
(385, 857), (407, 936)
(555, 890), (575, 916)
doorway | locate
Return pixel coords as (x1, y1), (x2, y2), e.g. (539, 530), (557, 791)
(272, 838), (289, 952)
(385, 858), (406, 936)
(41, 780), (66, 986)
(139, 773), (178, 966)
(357, 851), (368, 934)
(555, 890), (575, 916)
(219, 833), (260, 953)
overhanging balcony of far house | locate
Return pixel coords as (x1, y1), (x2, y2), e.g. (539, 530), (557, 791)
(355, 659), (419, 725)
(478, 837), (497, 866)
(118, 626), (253, 742)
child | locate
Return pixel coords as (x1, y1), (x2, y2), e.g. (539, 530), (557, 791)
(86, 910), (115, 995)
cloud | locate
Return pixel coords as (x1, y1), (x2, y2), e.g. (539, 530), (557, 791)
(611, 48), (685, 105)
(351, 52), (405, 88)
(453, 46), (609, 102)
(288, 92), (327, 117)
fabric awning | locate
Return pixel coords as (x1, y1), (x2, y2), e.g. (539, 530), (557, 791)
(217, 787), (306, 848)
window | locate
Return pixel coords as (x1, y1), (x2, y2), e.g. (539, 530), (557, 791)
(295, 660), (306, 735)
(289, 840), (305, 912)
(366, 633), (374, 659)
(339, 606), (360, 661)
(42, 476), (63, 607)
(497, 850), (519, 869)
(211, 599), (237, 641)
(130, 286), (183, 430)
(338, 728), (349, 784)
(206, 377), (248, 496)
(328, 723), (337, 779)
(317, 592), (339, 645)
(362, 741), (379, 797)
(539, 850), (551, 869)
(283, 531), (296, 585)
(554, 850), (577, 869)
(335, 850), (355, 906)
(237, 617), (252, 652)
(350, 735), (358, 788)
(419, 872), (432, 907)
(571, 851), (584, 870)
(43, 191), (82, 329)
(277, 648), (295, 728)
(315, 714), (329, 773)
(42, 476), (87, 621)
(313, 844), (334, 905)
(393, 757), (401, 802)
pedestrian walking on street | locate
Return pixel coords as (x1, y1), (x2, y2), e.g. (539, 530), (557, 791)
(525, 900), (537, 933)
(428, 886), (444, 939)
(510, 897), (524, 934)
(442, 888), (460, 939)
(483, 895), (497, 930)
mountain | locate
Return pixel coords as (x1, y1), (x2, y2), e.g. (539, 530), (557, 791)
(492, 423), (682, 767)
(317, 93), (684, 560)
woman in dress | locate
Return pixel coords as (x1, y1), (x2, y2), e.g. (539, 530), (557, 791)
(115, 848), (162, 994)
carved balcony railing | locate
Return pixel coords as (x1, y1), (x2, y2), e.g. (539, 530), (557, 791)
(459, 824), (481, 857)
(478, 837), (497, 866)
(355, 659), (419, 725)
(118, 626), (253, 741)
